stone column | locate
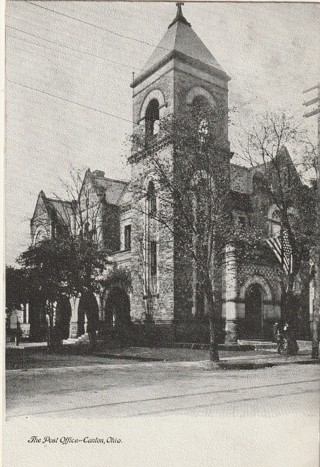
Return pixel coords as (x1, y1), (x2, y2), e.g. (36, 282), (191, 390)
(69, 296), (80, 338)
(84, 314), (88, 335)
(26, 303), (29, 324)
(224, 245), (238, 343)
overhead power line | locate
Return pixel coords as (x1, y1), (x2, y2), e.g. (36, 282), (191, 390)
(8, 41), (132, 106)
(7, 32), (94, 62)
(6, 25), (148, 75)
(7, 33), (134, 97)
(26, 1), (171, 52)
(8, 79), (135, 125)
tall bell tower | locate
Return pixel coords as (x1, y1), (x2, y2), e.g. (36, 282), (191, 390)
(128, 4), (231, 341)
(130, 3), (231, 153)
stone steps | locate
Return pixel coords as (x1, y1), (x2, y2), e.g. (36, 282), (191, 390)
(63, 334), (90, 345)
(161, 341), (277, 351)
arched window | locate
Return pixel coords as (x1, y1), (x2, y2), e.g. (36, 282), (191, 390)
(147, 181), (156, 216)
(33, 226), (48, 245)
(145, 99), (160, 139)
(268, 206), (281, 236)
(190, 96), (211, 143)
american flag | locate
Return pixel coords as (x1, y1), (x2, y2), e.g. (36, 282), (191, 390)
(266, 230), (293, 275)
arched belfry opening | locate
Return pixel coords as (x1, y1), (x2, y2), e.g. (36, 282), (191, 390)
(145, 99), (160, 139)
(245, 284), (263, 338)
(191, 95), (209, 114)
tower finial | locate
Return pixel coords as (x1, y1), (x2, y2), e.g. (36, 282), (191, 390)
(176, 2), (184, 17)
(168, 2), (191, 28)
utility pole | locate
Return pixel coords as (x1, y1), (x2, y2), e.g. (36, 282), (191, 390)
(303, 82), (320, 358)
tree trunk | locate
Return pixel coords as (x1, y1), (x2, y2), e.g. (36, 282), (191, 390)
(47, 308), (54, 351)
(283, 288), (299, 356)
(311, 263), (320, 358)
(205, 278), (220, 362)
(209, 313), (220, 361)
(312, 108), (320, 359)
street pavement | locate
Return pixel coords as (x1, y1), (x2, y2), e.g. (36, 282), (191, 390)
(6, 357), (319, 419)
(5, 351), (319, 467)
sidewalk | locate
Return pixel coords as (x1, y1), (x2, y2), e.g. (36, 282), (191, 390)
(93, 345), (318, 370)
(6, 341), (318, 372)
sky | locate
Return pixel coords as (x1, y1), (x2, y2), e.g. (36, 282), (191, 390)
(5, 1), (320, 265)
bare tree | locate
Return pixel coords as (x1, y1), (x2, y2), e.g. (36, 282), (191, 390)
(128, 101), (259, 361)
(19, 166), (110, 349)
(300, 124), (320, 359)
(237, 111), (317, 355)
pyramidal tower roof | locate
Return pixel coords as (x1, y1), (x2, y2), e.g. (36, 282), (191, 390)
(137, 4), (225, 82)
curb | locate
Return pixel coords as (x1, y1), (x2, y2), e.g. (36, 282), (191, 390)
(6, 355), (319, 375)
(218, 358), (319, 370)
(93, 352), (164, 362)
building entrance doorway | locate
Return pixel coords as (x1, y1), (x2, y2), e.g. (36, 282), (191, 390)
(245, 284), (263, 338)
(56, 296), (72, 339)
(29, 293), (47, 341)
(78, 291), (99, 337)
(104, 287), (131, 341)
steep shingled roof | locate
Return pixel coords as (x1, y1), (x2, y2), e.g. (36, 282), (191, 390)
(31, 191), (73, 226)
(45, 198), (73, 225)
(140, 6), (225, 77)
(89, 172), (129, 206)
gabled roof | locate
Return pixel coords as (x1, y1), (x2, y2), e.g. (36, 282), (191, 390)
(45, 198), (73, 225)
(85, 169), (129, 206)
(249, 146), (303, 190)
(117, 186), (132, 206)
(95, 178), (128, 206)
(31, 191), (73, 227)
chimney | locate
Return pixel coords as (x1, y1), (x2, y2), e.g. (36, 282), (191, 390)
(92, 170), (105, 178)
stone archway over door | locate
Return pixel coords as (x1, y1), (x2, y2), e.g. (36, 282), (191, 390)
(104, 288), (131, 339)
(56, 297), (72, 340)
(245, 284), (263, 338)
(78, 292), (99, 337)
(239, 275), (273, 340)
(29, 293), (47, 341)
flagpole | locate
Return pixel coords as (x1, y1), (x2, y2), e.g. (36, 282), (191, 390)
(280, 222), (285, 322)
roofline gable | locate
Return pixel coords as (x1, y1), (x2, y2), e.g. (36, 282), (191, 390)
(30, 190), (50, 223)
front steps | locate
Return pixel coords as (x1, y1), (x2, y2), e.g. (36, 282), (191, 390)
(148, 340), (277, 351)
(63, 333), (90, 345)
(237, 340), (277, 350)
(61, 337), (277, 351)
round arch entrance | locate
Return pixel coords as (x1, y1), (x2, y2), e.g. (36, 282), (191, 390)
(245, 284), (263, 338)
(78, 291), (99, 337)
(28, 292), (47, 342)
(104, 287), (131, 339)
(56, 296), (72, 340)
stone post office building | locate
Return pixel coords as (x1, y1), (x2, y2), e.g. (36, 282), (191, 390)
(24, 8), (311, 344)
